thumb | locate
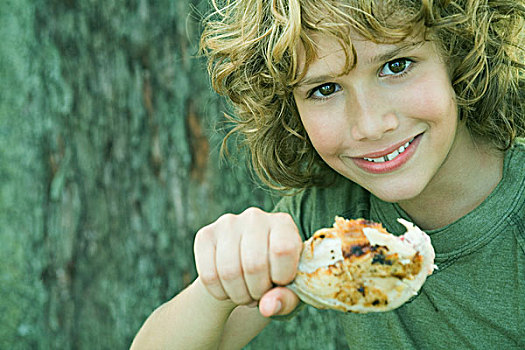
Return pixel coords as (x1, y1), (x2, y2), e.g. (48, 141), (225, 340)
(258, 286), (300, 317)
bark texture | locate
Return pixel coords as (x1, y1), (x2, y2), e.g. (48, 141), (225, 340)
(0, 0), (346, 348)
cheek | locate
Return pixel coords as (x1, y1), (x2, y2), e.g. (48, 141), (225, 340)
(403, 74), (457, 123)
(299, 107), (346, 158)
(304, 122), (335, 157)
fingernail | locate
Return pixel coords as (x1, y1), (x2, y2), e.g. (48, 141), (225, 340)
(272, 300), (282, 315)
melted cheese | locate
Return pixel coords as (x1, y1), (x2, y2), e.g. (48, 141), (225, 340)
(298, 237), (343, 273)
(362, 227), (416, 258)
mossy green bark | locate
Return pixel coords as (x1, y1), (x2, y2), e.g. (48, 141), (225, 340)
(0, 1), (346, 348)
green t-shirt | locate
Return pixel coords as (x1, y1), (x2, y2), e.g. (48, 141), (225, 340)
(274, 141), (524, 349)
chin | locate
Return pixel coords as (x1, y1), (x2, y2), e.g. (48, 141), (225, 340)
(362, 180), (427, 204)
(338, 166), (431, 204)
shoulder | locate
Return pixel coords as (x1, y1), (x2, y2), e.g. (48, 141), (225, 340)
(511, 137), (525, 153)
(505, 139), (525, 196)
(272, 175), (371, 239)
(503, 139), (525, 251)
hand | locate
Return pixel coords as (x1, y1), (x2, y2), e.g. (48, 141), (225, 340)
(194, 207), (303, 317)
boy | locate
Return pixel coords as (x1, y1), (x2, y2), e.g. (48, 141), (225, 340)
(132, 0), (524, 348)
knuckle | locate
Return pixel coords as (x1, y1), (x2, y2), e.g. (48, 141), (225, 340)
(194, 226), (211, 245)
(218, 266), (242, 282)
(215, 212), (236, 227)
(272, 240), (301, 257)
(243, 206), (263, 214)
(241, 207), (264, 219)
(243, 258), (268, 275)
(199, 271), (220, 286)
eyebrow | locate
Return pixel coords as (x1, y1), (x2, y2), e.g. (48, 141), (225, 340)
(367, 41), (422, 65)
(294, 74), (339, 88)
(294, 41), (423, 89)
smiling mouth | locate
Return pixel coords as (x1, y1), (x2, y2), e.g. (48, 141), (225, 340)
(362, 137), (415, 163)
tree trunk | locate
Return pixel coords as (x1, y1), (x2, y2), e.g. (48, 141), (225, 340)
(0, 0), (346, 349)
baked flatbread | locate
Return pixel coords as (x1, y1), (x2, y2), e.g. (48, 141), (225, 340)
(288, 217), (436, 313)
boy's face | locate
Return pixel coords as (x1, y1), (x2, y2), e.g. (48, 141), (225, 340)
(293, 32), (463, 202)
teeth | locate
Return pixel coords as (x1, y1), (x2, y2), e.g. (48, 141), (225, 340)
(363, 138), (414, 163)
(386, 150), (399, 161)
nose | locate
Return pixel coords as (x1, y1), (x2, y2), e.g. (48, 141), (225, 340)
(349, 87), (399, 141)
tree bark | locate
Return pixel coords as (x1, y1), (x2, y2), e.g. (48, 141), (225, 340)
(0, 0), (346, 349)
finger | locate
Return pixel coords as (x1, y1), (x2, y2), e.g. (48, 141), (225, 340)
(215, 221), (253, 305)
(258, 286), (300, 317)
(240, 224), (272, 300)
(194, 225), (228, 300)
(268, 214), (303, 285)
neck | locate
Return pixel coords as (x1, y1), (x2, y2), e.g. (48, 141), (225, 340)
(398, 133), (504, 231)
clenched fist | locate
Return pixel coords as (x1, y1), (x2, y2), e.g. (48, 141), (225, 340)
(194, 207), (303, 316)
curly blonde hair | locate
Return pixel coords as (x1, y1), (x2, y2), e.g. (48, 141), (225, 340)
(201, 0), (525, 190)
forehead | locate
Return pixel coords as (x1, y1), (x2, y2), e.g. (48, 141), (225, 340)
(297, 34), (347, 71)
(286, 0), (432, 86)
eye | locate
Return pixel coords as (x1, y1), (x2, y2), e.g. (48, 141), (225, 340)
(379, 58), (413, 76)
(309, 83), (341, 99)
